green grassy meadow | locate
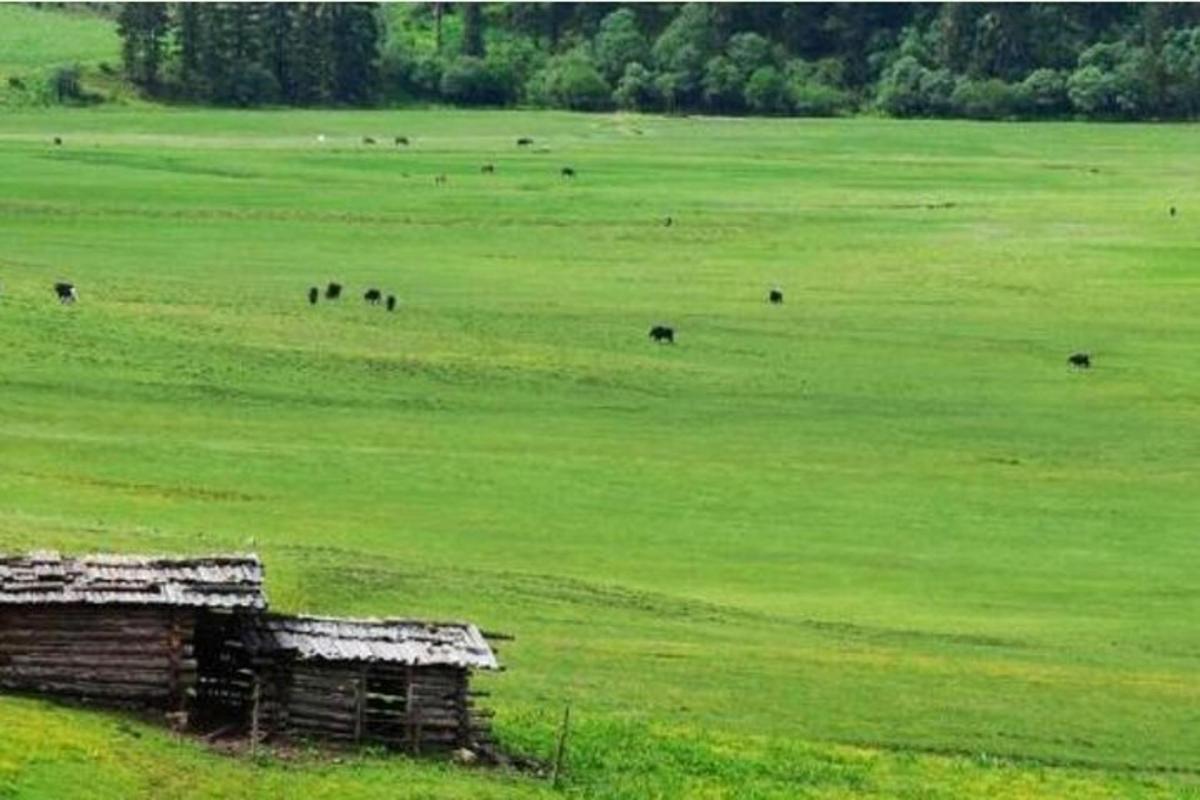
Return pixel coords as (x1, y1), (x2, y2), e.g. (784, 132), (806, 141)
(1, 107), (1199, 799)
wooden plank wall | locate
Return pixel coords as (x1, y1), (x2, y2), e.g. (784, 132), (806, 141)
(275, 662), (493, 753)
(0, 605), (195, 709)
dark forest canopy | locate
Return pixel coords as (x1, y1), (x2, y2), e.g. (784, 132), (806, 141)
(114, 3), (1200, 120)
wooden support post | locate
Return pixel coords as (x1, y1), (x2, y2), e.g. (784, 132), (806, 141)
(551, 704), (571, 790)
(405, 664), (417, 755)
(249, 673), (261, 756)
(354, 665), (367, 745)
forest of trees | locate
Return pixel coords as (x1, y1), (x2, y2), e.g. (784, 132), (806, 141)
(115, 3), (1200, 121)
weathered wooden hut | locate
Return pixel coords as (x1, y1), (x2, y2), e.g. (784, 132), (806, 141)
(227, 614), (501, 753)
(0, 551), (265, 712)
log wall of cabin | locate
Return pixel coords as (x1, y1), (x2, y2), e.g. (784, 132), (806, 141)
(0, 605), (195, 709)
(272, 661), (492, 752)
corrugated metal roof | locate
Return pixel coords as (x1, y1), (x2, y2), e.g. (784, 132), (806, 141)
(0, 552), (266, 609)
(249, 614), (500, 670)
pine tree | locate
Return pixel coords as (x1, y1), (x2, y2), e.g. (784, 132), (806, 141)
(330, 3), (381, 105)
(117, 3), (170, 93)
(462, 3), (485, 57)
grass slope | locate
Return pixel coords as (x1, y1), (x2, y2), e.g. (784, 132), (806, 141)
(0, 5), (123, 108)
(0, 109), (1198, 798)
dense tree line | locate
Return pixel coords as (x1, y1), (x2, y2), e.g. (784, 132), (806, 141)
(116, 3), (1200, 120)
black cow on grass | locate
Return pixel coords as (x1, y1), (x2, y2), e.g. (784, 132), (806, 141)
(435, 174), (447, 186)
(308, 286), (319, 305)
(1170, 206), (1177, 218)
(768, 288), (784, 305)
(481, 163), (495, 174)
(54, 282), (76, 304)
(1067, 352), (1091, 369)
(364, 288), (382, 304)
(363, 136), (377, 145)
(395, 136), (409, 146)
(649, 325), (674, 344)
(53, 137), (62, 146)
(517, 137), (533, 147)
(326, 282), (343, 300)
(561, 166), (576, 178)
(386, 295), (397, 312)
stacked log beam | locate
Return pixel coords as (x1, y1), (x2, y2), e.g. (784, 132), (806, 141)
(0, 606), (195, 709)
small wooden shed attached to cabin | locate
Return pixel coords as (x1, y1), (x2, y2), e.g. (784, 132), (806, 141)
(219, 614), (501, 753)
(0, 552), (265, 712)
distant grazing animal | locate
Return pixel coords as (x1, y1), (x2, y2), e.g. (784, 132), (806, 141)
(325, 282), (343, 300)
(364, 288), (382, 304)
(395, 136), (409, 146)
(435, 174), (447, 186)
(561, 166), (576, 178)
(54, 282), (76, 304)
(362, 136), (376, 145)
(386, 295), (396, 312)
(1067, 352), (1091, 369)
(52, 136), (62, 146)
(768, 288), (784, 305)
(1170, 205), (1177, 217)
(516, 137), (533, 147)
(664, 216), (673, 227)
(308, 286), (319, 305)
(649, 325), (674, 344)
(481, 163), (495, 174)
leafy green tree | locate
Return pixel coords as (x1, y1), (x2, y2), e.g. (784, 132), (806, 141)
(613, 62), (658, 111)
(1021, 68), (1069, 116)
(652, 3), (718, 108)
(743, 65), (787, 114)
(1161, 27), (1200, 117)
(529, 49), (611, 111)
(440, 55), (509, 105)
(726, 32), (773, 77)
(1068, 41), (1152, 119)
(594, 9), (649, 83)
(702, 55), (743, 113)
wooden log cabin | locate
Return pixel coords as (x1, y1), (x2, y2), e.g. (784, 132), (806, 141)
(229, 615), (501, 754)
(0, 551), (265, 713)
(0, 552), (503, 757)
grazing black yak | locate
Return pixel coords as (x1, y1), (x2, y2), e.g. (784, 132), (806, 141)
(649, 325), (674, 344)
(54, 282), (76, 304)
(362, 136), (376, 145)
(1067, 352), (1091, 369)
(517, 137), (533, 146)
(308, 286), (319, 305)
(326, 282), (343, 300)
(395, 136), (409, 146)
(561, 166), (576, 178)
(435, 174), (447, 186)
(364, 288), (382, 304)
(386, 295), (397, 312)
(481, 163), (495, 174)
(768, 288), (784, 304)
(53, 136), (62, 146)
(1170, 206), (1177, 217)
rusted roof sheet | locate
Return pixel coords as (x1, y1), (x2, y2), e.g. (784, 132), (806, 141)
(248, 614), (500, 670)
(0, 551), (265, 609)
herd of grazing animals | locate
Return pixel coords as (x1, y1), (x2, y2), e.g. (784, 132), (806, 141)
(37, 132), (1114, 368)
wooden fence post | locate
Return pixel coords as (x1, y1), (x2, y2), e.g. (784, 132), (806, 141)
(551, 704), (571, 790)
(249, 673), (261, 757)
